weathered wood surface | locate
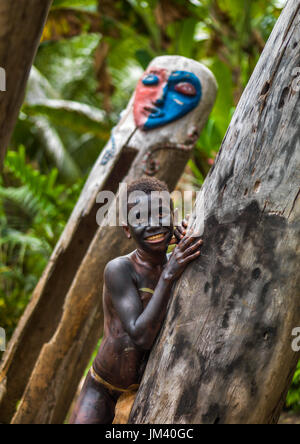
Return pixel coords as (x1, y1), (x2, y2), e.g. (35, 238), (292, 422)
(5, 56), (217, 424)
(0, 97), (137, 424)
(130, 0), (300, 424)
(0, 95), (136, 424)
(0, 0), (52, 168)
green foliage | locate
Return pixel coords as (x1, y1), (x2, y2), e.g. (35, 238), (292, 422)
(52, 0), (98, 11)
(36, 34), (100, 101)
(2, 0), (299, 413)
(12, 36), (109, 181)
(23, 99), (108, 140)
(0, 147), (83, 339)
(286, 361), (300, 412)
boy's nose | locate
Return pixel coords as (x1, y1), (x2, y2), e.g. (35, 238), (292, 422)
(149, 221), (161, 228)
(148, 216), (163, 228)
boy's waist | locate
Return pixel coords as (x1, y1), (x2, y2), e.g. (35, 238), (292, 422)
(90, 366), (140, 393)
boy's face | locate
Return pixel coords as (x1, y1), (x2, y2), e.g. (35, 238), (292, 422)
(123, 193), (174, 253)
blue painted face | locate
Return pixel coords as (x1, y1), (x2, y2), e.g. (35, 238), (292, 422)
(134, 70), (202, 130)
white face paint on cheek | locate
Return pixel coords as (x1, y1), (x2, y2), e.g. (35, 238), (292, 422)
(174, 98), (184, 105)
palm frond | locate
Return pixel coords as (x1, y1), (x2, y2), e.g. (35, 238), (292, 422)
(32, 116), (82, 183)
(0, 228), (52, 256)
(0, 186), (41, 227)
(23, 99), (108, 140)
(5, 146), (61, 199)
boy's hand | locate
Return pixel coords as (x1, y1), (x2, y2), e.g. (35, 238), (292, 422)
(170, 215), (189, 245)
(164, 234), (203, 281)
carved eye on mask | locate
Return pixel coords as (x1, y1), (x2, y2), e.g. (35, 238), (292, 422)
(174, 82), (197, 96)
(142, 74), (159, 86)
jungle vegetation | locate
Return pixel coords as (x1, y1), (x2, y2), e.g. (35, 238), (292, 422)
(0, 0), (298, 412)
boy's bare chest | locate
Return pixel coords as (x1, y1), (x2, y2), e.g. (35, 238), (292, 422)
(132, 264), (163, 308)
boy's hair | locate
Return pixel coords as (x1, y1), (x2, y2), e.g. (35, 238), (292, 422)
(127, 176), (170, 196)
(121, 177), (173, 223)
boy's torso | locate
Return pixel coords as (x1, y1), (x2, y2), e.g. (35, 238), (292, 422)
(93, 252), (165, 390)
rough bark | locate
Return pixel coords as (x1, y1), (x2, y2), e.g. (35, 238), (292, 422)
(0, 107), (137, 424)
(0, 0), (52, 168)
(3, 57), (217, 424)
(130, 0), (300, 424)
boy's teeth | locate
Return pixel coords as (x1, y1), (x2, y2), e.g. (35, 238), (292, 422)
(147, 233), (164, 240)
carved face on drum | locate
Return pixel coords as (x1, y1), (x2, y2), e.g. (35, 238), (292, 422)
(133, 68), (202, 130)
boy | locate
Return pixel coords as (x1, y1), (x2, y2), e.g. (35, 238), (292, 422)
(70, 177), (202, 424)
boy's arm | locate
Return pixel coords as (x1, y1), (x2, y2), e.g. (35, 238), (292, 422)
(105, 235), (202, 351)
(104, 258), (173, 350)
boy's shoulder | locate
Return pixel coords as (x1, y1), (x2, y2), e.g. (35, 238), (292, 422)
(104, 255), (133, 280)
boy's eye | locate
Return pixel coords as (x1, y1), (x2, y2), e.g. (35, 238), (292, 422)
(174, 82), (197, 96)
(134, 212), (148, 226)
(159, 207), (170, 217)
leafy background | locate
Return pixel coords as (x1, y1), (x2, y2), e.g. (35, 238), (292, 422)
(0, 0), (299, 413)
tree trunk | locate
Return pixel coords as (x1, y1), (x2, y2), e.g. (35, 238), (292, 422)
(2, 56), (217, 424)
(0, 0), (52, 168)
(130, 0), (300, 424)
(0, 102), (137, 424)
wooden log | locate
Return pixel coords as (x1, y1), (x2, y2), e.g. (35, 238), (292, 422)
(129, 0), (300, 424)
(3, 56), (217, 424)
(0, 0), (52, 168)
(0, 88), (136, 425)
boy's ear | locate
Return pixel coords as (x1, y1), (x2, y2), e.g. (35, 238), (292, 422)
(122, 224), (131, 239)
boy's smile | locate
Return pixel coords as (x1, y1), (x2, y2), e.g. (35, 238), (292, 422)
(144, 230), (170, 244)
(123, 193), (174, 254)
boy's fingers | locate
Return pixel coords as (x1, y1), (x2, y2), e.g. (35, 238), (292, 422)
(179, 235), (201, 250)
(173, 228), (184, 242)
(179, 235), (194, 249)
(182, 240), (203, 258)
(177, 225), (185, 236)
(182, 250), (201, 263)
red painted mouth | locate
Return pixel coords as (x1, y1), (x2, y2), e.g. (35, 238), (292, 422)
(143, 106), (165, 118)
(144, 106), (157, 113)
